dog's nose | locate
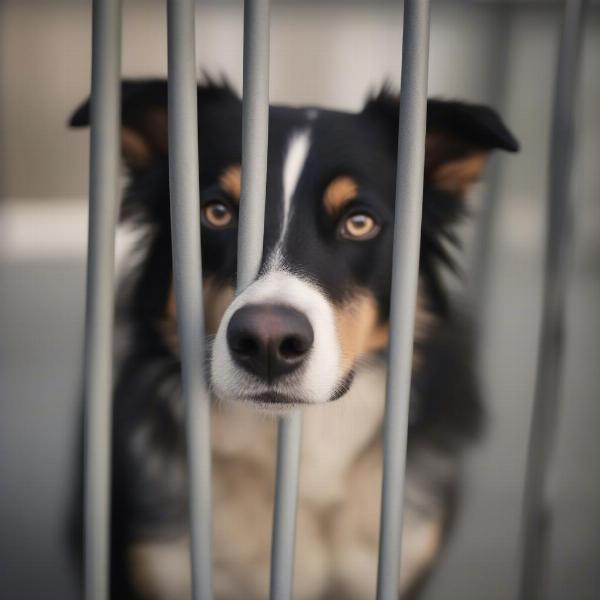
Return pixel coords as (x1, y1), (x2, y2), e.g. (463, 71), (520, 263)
(226, 304), (314, 382)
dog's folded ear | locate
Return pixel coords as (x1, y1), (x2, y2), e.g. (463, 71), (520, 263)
(70, 79), (169, 171)
(424, 99), (519, 195)
(363, 89), (519, 196)
(69, 76), (240, 171)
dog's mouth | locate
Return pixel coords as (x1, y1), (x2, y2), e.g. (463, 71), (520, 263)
(239, 392), (312, 412)
(330, 369), (355, 400)
(225, 369), (356, 412)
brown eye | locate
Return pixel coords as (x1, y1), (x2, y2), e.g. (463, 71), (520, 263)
(202, 201), (234, 229)
(340, 212), (380, 240)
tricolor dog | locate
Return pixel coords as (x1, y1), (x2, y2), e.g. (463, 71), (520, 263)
(70, 78), (518, 599)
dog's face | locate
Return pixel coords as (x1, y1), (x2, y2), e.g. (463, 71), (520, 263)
(72, 79), (518, 409)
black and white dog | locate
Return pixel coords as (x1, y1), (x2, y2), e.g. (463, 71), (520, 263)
(71, 78), (518, 599)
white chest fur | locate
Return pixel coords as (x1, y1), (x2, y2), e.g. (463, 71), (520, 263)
(128, 361), (444, 599)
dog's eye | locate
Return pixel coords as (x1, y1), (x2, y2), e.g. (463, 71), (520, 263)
(202, 201), (234, 229)
(339, 212), (380, 241)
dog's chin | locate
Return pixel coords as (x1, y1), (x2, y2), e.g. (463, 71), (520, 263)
(215, 391), (318, 417)
(213, 370), (356, 415)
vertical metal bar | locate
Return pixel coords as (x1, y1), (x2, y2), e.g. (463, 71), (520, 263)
(82, 1), (121, 599)
(236, 2), (303, 598)
(166, 1), (213, 599)
(519, 1), (587, 598)
(376, 1), (430, 599)
(237, 0), (303, 597)
(270, 415), (303, 600)
(238, 0), (270, 292)
(469, 4), (513, 314)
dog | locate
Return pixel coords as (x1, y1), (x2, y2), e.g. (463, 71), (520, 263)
(70, 77), (518, 599)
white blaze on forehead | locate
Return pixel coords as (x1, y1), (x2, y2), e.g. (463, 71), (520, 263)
(281, 129), (311, 239)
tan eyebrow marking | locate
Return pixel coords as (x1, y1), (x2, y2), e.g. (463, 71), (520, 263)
(218, 164), (242, 203)
(323, 176), (359, 216)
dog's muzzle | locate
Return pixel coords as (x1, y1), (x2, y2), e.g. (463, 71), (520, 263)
(210, 270), (344, 407)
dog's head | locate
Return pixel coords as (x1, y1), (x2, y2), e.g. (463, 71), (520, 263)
(71, 79), (518, 410)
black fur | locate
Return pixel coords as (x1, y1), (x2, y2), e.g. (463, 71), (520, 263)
(69, 78), (518, 599)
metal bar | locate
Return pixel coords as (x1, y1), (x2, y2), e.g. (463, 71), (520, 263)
(235, 2), (303, 598)
(238, 0), (270, 292)
(236, 1), (303, 597)
(468, 4), (514, 314)
(376, 1), (430, 599)
(82, 1), (122, 599)
(270, 415), (303, 600)
(166, 1), (213, 599)
(519, 1), (587, 598)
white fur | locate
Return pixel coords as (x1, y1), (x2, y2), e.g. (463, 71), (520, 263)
(115, 221), (149, 277)
(114, 222), (153, 365)
(210, 270), (342, 406)
(130, 362), (445, 600)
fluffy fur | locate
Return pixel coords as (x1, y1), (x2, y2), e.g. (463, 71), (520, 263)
(70, 78), (518, 599)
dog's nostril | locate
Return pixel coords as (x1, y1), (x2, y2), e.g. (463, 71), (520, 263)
(232, 334), (260, 358)
(279, 335), (308, 359)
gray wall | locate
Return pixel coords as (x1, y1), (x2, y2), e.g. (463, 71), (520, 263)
(7, 1), (599, 201)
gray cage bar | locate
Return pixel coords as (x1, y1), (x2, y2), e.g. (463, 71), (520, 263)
(166, 1), (213, 599)
(376, 1), (431, 599)
(235, 1), (305, 598)
(519, 0), (587, 598)
(270, 415), (303, 600)
(82, 1), (122, 599)
(238, 0), (271, 292)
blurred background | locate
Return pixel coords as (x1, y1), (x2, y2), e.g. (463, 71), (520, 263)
(0, 0), (599, 598)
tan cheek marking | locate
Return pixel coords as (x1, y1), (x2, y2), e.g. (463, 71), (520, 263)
(203, 278), (236, 335)
(162, 278), (235, 349)
(433, 152), (488, 195)
(219, 164), (242, 204)
(334, 294), (389, 373)
(323, 176), (359, 216)
(334, 281), (437, 373)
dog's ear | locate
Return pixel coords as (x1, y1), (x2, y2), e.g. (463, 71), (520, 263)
(69, 77), (240, 171)
(70, 79), (169, 171)
(424, 99), (519, 195)
(363, 90), (519, 196)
